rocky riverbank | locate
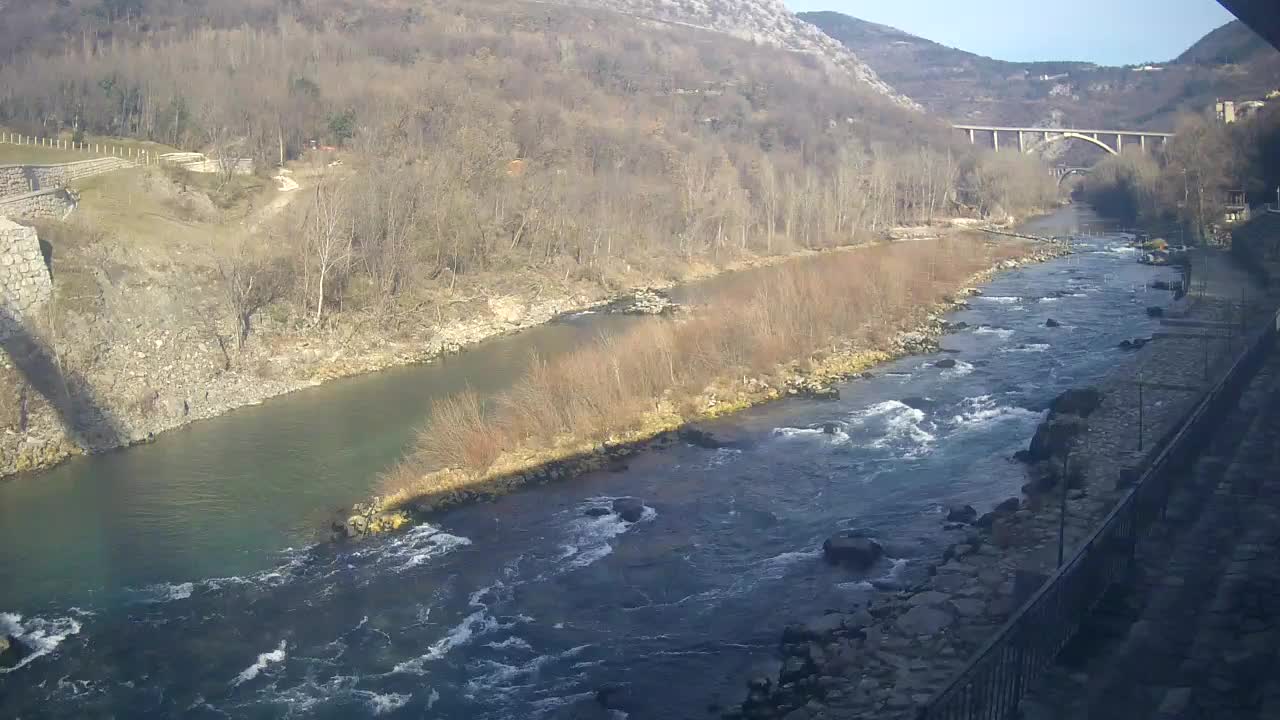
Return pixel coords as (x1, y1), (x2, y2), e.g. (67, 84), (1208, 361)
(338, 240), (1070, 538)
(0, 238), (898, 480)
(721, 248), (1277, 720)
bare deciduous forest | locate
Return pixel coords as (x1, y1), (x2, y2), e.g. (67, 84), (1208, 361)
(1, 0), (1056, 328)
(0, 0), (1060, 479)
(1080, 108), (1280, 236)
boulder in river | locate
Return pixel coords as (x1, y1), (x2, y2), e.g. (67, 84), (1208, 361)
(945, 504), (978, 524)
(612, 497), (647, 523)
(1025, 416), (1086, 463)
(0, 634), (25, 669)
(822, 532), (883, 569)
(935, 358), (958, 369)
(1045, 318), (1061, 328)
(343, 514), (369, 538)
(821, 422), (841, 435)
(900, 396), (937, 411)
(583, 507), (612, 518)
(994, 497), (1021, 515)
(1048, 388), (1104, 418)
(1146, 306), (1164, 318)
(678, 428), (726, 449)
(594, 682), (632, 710)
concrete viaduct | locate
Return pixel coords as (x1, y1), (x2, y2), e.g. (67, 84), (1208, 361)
(954, 125), (1176, 155)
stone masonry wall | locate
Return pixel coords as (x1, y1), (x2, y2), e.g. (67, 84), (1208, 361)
(0, 217), (52, 341)
(0, 188), (77, 221)
(0, 158), (135, 199)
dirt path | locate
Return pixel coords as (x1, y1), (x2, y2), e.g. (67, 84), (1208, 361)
(245, 171), (301, 233)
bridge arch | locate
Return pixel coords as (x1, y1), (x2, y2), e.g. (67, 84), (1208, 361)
(1056, 167), (1091, 187)
(1046, 132), (1119, 156)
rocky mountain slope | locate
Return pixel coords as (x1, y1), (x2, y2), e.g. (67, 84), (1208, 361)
(803, 13), (1280, 130)
(546, 0), (921, 110)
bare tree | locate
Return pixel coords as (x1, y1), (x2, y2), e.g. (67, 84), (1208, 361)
(302, 178), (354, 326)
(217, 240), (288, 348)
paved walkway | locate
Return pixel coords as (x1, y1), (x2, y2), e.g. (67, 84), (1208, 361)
(1021, 340), (1280, 720)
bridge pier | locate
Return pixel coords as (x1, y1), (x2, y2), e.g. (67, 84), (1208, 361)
(1117, 134), (1123, 153)
(1141, 135), (1146, 152)
(968, 128), (974, 144)
(1018, 131), (1025, 153)
(993, 130), (999, 152)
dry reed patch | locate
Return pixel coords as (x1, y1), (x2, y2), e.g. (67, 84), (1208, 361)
(382, 237), (1028, 498)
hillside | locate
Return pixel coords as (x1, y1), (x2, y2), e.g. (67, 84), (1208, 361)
(0, 0), (1054, 478)
(1178, 17), (1276, 65)
(803, 13), (1280, 131)
(543, 0), (920, 109)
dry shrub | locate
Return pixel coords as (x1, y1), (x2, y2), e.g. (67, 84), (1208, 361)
(417, 389), (501, 472)
(387, 237), (1025, 488)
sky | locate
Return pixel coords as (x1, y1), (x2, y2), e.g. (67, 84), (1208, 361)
(784, 0), (1238, 66)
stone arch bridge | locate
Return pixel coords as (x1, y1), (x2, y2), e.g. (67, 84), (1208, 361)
(954, 125), (1175, 156)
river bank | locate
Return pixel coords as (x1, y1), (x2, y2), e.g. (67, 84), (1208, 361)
(3, 207), (1197, 720)
(2, 222), (1020, 481)
(351, 236), (1069, 536)
(728, 247), (1276, 719)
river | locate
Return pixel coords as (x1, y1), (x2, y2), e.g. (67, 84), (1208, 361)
(0, 207), (1181, 718)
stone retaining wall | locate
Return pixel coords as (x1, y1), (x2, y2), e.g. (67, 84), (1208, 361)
(0, 158), (136, 199)
(0, 217), (52, 341)
(0, 188), (77, 221)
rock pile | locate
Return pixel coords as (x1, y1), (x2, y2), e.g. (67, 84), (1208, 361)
(608, 289), (679, 315)
(726, 521), (1022, 720)
(1016, 387), (1104, 465)
(335, 497), (412, 539)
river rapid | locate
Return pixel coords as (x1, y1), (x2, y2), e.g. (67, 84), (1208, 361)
(0, 207), (1182, 719)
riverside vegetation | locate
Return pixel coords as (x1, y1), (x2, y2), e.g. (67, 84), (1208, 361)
(368, 234), (1067, 530)
(1079, 106), (1280, 239)
(0, 0), (1060, 479)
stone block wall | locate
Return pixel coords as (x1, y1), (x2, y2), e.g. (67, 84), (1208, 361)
(0, 158), (136, 199)
(0, 188), (77, 221)
(0, 217), (52, 341)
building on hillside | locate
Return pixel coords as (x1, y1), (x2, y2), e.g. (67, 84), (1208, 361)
(1216, 100), (1238, 123)
(1237, 100), (1268, 120)
(1224, 189), (1250, 225)
(1216, 98), (1270, 123)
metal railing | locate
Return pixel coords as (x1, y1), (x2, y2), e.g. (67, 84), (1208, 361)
(918, 310), (1279, 720)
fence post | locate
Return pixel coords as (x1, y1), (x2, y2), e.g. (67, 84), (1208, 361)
(1137, 382), (1144, 452)
(1203, 335), (1210, 382)
(1058, 451), (1070, 568)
